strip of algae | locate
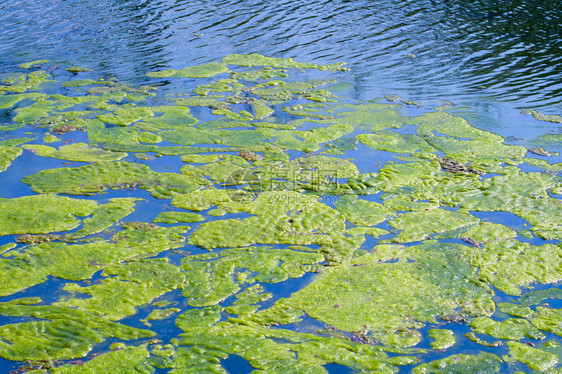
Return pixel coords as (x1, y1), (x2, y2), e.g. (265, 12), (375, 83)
(21, 142), (127, 162)
(22, 161), (209, 198)
(0, 145), (22, 172)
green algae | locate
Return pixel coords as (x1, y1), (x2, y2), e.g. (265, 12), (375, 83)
(427, 329), (456, 350)
(0, 54), (560, 372)
(0, 226), (188, 297)
(19, 60), (49, 69)
(382, 194), (438, 212)
(177, 190), (362, 262)
(22, 142), (127, 162)
(181, 246), (324, 307)
(335, 195), (394, 226)
(282, 241), (494, 335)
(505, 341), (558, 371)
(518, 288), (562, 306)
(469, 317), (545, 341)
(387, 209), (479, 243)
(147, 62), (228, 78)
(522, 109), (562, 123)
(178, 322), (404, 373)
(51, 345), (153, 373)
(461, 170), (562, 240)
(22, 161), (207, 198)
(97, 106), (154, 126)
(65, 66), (92, 73)
(0, 243), (16, 256)
(466, 240), (562, 296)
(42, 134), (59, 143)
(142, 308), (181, 325)
(464, 332), (503, 347)
(231, 67), (288, 81)
(225, 285), (272, 315)
(57, 259), (186, 320)
(0, 303), (153, 361)
(0, 145), (22, 172)
(530, 307), (562, 336)
(497, 303), (535, 319)
(223, 53), (348, 71)
(412, 352), (501, 373)
(460, 222), (517, 244)
(63, 198), (141, 240)
(357, 131), (435, 154)
(1, 71), (53, 94)
(0, 195), (97, 236)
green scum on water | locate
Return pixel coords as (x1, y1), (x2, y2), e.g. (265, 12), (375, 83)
(0, 54), (560, 373)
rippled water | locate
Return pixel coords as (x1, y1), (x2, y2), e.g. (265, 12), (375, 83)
(1, 0), (561, 110)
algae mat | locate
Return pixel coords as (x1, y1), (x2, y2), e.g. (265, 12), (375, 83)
(0, 55), (560, 373)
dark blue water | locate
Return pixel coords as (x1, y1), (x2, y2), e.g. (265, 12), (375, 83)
(1, 0), (561, 112)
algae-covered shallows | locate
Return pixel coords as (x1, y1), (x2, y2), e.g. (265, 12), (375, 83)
(0, 55), (560, 373)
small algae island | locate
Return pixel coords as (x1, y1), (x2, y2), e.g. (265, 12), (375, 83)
(0, 55), (560, 373)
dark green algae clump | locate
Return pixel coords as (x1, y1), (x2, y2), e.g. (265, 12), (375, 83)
(0, 55), (560, 373)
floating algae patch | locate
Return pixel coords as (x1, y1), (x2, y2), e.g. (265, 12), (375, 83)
(0, 145), (22, 172)
(469, 317), (545, 341)
(335, 195), (394, 226)
(387, 209), (479, 243)
(505, 341), (559, 371)
(518, 288), (562, 306)
(57, 259), (186, 320)
(357, 131), (435, 154)
(97, 106), (154, 126)
(62, 197), (141, 240)
(141, 307), (181, 326)
(461, 169), (562, 240)
(50, 345), (153, 373)
(412, 352), (501, 374)
(521, 109), (562, 124)
(22, 161), (208, 198)
(282, 241), (494, 334)
(0, 226), (188, 296)
(252, 155), (360, 191)
(181, 246), (324, 307)
(19, 60), (49, 69)
(459, 222), (517, 244)
(147, 62), (228, 78)
(466, 240), (562, 296)
(0, 303), (153, 361)
(498, 303), (535, 319)
(177, 322), (409, 373)
(427, 329), (456, 350)
(178, 191), (364, 260)
(225, 284), (272, 315)
(530, 307), (562, 336)
(0, 195), (97, 236)
(21, 142), (127, 162)
(222, 53), (347, 71)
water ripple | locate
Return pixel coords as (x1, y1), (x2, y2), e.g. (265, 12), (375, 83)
(0, 0), (560, 108)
